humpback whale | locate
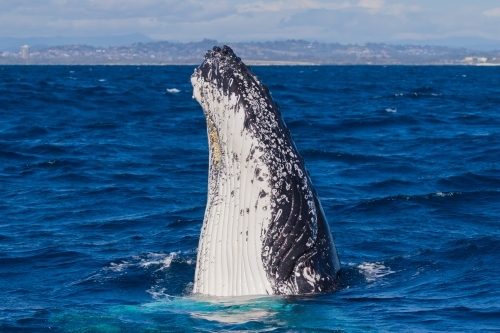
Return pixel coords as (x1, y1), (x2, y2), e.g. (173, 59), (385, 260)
(191, 45), (341, 296)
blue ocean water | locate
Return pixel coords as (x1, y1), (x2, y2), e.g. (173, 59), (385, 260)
(0, 64), (499, 332)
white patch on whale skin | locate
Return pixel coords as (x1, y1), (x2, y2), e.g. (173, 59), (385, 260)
(191, 74), (273, 296)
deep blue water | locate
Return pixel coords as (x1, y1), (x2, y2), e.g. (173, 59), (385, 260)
(1, 65), (499, 332)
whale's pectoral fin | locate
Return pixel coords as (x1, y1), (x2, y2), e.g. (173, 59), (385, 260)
(315, 192), (341, 268)
(287, 194), (341, 294)
(262, 176), (318, 294)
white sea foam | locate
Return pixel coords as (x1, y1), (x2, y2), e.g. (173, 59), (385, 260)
(385, 108), (397, 113)
(188, 296), (280, 324)
(99, 79), (106, 82)
(96, 251), (195, 299)
(139, 252), (178, 271)
(358, 262), (395, 282)
(434, 191), (456, 197)
(166, 88), (180, 93)
(102, 251), (187, 274)
(136, 295), (281, 325)
(146, 286), (169, 299)
(107, 261), (131, 272)
(191, 310), (271, 324)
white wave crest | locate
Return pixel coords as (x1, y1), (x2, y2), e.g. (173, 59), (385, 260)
(139, 252), (178, 271)
(434, 191), (459, 197)
(358, 262), (395, 282)
(107, 261), (131, 272)
(103, 251), (184, 274)
(89, 251), (196, 299)
(146, 286), (169, 299)
(166, 88), (180, 93)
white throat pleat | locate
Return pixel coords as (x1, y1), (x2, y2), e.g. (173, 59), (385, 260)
(192, 80), (273, 296)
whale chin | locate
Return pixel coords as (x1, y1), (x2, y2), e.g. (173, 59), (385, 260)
(191, 45), (341, 296)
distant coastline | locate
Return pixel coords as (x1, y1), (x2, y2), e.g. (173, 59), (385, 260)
(1, 39), (499, 66)
(2, 62), (500, 66)
(2, 61), (499, 66)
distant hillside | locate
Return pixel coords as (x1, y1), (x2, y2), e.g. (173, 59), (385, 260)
(393, 36), (500, 52)
(1, 39), (499, 65)
(0, 33), (153, 52)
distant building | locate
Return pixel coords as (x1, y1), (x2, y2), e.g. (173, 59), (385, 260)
(462, 56), (488, 64)
(20, 45), (30, 59)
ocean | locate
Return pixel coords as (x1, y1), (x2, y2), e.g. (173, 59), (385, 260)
(0, 64), (499, 332)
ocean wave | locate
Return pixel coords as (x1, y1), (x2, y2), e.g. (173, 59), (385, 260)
(76, 86), (109, 94)
(104, 252), (182, 274)
(74, 251), (196, 299)
(373, 91), (444, 100)
(0, 150), (35, 161)
(438, 171), (500, 190)
(300, 149), (393, 164)
(76, 211), (159, 229)
(83, 186), (121, 195)
(367, 178), (414, 189)
(352, 189), (500, 211)
(0, 126), (49, 140)
(412, 86), (440, 93)
(46, 171), (96, 183)
(26, 143), (68, 155)
(1, 247), (88, 267)
(85, 121), (118, 129)
(266, 83), (288, 91)
(440, 236), (500, 260)
(336, 114), (421, 130)
(381, 235), (500, 275)
(112, 172), (159, 182)
(25, 159), (62, 168)
(23, 158), (84, 171)
(357, 262), (396, 282)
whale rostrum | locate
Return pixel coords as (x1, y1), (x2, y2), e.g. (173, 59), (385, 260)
(191, 45), (341, 296)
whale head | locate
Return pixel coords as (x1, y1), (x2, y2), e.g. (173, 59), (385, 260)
(191, 45), (273, 127)
(190, 45), (287, 170)
(191, 45), (341, 296)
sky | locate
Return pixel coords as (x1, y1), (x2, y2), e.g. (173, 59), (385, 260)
(1, 0), (500, 45)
